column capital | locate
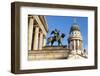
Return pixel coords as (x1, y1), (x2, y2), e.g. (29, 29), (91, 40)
(28, 15), (34, 19)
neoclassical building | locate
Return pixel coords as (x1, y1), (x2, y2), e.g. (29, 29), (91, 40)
(28, 15), (48, 51)
(28, 16), (87, 60)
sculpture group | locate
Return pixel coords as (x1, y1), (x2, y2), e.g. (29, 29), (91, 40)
(47, 29), (65, 46)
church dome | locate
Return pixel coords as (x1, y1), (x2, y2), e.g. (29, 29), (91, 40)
(70, 23), (80, 33)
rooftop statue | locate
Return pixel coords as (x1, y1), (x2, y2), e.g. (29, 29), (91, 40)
(47, 29), (65, 46)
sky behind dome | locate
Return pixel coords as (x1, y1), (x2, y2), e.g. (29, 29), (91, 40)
(45, 15), (88, 50)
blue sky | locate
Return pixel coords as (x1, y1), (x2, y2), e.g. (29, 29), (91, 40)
(45, 16), (88, 50)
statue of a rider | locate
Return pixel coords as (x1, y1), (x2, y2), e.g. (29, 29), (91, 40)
(51, 29), (60, 40)
(47, 29), (65, 46)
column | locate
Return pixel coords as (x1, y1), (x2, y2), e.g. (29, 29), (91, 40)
(43, 36), (46, 47)
(70, 41), (72, 50)
(77, 40), (79, 50)
(73, 40), (76, 51)
(76, 40), (79, 50)
(28, 17), (34, 50)
(80, 40), (83, 50)
(39, 32), (43, 50)
(33, 26), (39, 50)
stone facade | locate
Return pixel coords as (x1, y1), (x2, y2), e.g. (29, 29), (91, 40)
(28, 15), (48, 51)
(28, 46), (69, 60)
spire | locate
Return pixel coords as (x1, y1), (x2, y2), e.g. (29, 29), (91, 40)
(73, 17), (77, 24)
(69, 17), (80, 33)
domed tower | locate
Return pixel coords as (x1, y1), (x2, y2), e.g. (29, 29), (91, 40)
(68, 18), (83, 55)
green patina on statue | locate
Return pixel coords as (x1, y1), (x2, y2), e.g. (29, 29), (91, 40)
(47, 29), (65, 46)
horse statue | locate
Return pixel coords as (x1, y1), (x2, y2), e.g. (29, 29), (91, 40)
(51, 29), (60, 38)
(47, 29), (65, 46)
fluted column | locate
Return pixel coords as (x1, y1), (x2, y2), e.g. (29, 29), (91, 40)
(33, 26), (39, 50)
(39, 32), (43, 50)
(28, 17), (34, 50)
